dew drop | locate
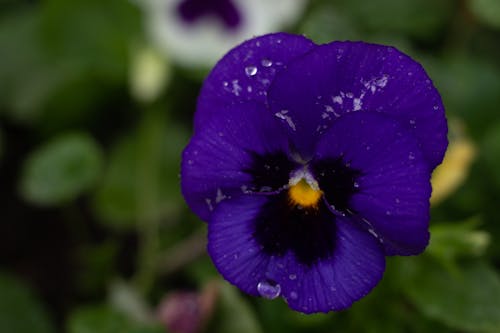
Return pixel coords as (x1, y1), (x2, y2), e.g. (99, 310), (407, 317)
(289, 274), (297, 280)
(353, 182), (360, 189)
(245, 66), (258, 77)
(289, 291), (298, 300)
(257, 281), (281, 300)
(408, 152), (415, 160)
(261, 58), (273, 67)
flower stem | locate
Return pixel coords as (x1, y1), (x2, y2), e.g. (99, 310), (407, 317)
(133, 109), (164, 295)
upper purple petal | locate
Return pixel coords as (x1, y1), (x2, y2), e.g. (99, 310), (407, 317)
(313, 112), (431, 255)
(208, 194), (385, 313)
(181, 101), (291, 221)
(268, 41), (447, 169)
(195, 32), (316, 131)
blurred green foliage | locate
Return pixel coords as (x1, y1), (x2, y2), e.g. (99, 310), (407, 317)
(1, 0), (500, 332)
(19, 132), (103, 206)
(0, 272), (55, 333)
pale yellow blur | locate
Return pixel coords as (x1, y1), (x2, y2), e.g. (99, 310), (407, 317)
(431, 119), (476, 205)
(129, 44), (171, 103)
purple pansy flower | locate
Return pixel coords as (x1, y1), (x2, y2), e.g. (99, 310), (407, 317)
(181, 33), (448, 313)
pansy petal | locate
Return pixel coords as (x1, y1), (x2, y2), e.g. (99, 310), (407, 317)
(268, 41), (447, 168)
(269, 217), (385, 313)
(207, 195), (272, 296)
(208, 195), (385, 313)
(313, 112), (431, 255)
(181, 101), (295, 221)
(195, 32), (316, 130)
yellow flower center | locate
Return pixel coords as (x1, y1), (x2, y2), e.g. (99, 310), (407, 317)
(288, 179), (322, 208)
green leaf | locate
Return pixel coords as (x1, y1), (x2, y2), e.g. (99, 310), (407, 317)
(427, 218), (490, 263)
(335, 0), (455, 40)
(212, 282), (263, 333)
(67, 305), (129, 333)
(405, 259), (500, 332)
(0, 272), (55, 333)
(427, 56), (500, 138)
(0, 7), (62, 122)
(20, 132), (103, 206)
(470, 0), (500, 29)
(482, 123), (500, 188)
(301, 4), (361, 44)
(93, 112), (189, 228)
(67, 304), (163, 333)
(40, 0), (140, 82)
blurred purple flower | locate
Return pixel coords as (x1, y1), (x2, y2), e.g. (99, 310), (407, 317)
(139, 0), (308, 67)
(181, 33), (448, 313)
(177, 0), (241, 29)
(156, 283), (218, 333)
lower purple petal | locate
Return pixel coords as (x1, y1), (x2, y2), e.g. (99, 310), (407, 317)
(208, 195), (385, 313)
(207, 195), (272, 296)
(270, 217), (385, 313)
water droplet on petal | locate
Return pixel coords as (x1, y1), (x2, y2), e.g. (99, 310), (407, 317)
(245, 66), (258, 77)
(408, 152), (415, 160)
(261, 58), (273, 67)
(289, 274), (297, 280)
(257, 281), (281, 300)
(289, 291), (298, 300)
(353, 182), (360, 189)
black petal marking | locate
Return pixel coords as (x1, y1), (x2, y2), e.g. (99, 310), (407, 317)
(311, 157), (362, 213)
(243, 151), (297, 193)
(253, 192), (336, 266)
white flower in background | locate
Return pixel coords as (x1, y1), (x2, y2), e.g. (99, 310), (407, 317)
(138, 0), (308, 67)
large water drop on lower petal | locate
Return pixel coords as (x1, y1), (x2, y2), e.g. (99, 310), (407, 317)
(257, 281), (281, 299)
